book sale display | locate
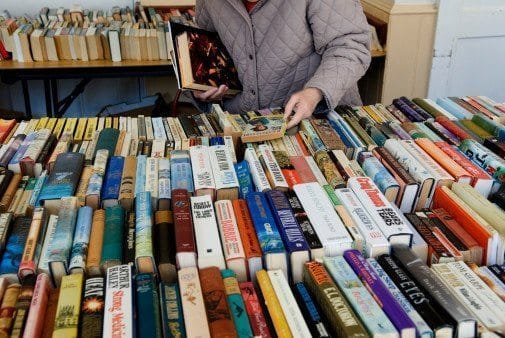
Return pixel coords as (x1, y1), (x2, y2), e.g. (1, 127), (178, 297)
(0, 94), (505, 338)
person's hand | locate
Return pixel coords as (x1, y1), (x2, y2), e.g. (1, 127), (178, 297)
(284, 87), (323, 129)
(192, 85), (228, 102)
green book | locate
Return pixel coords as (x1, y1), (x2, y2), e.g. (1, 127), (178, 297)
(101, 205), (125, 271)
(159, 282), (186, 338)
(136, 273), (162, 338)
(221, 269), (254, 338)
(93, 128), (119, 159)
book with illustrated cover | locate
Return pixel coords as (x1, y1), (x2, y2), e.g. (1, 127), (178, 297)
(241, 115), (287, 143)
(170, 22), (242, 95)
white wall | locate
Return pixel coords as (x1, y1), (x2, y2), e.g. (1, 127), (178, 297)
(3, 0), (135, 17)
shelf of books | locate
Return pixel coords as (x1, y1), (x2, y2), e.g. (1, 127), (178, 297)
(0, 94), (504, 337)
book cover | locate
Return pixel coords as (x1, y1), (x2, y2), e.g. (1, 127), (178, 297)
(178, 266), (210, 338)
(190, 195), (226, 271)
(0, 217), (31, 283)
(134, 155), (147, 196)
(23, 273), (51, 338)
(234, 161), (254, 199)
(344, 249), (416, 337)
(135, 192), (156, 274)
(170, 151), (194, 193)
(135, 274), (162, 338)
(459, 138), (505, 183)
(79, 277), (105, 338)
(118, 156), (136, 211)
(323, 256), (398, 338)
(293, 183), (353, 256)
(101, 156), (124, 208)
(47, 197), (79, 286)
(392, 245), (477, 338)
(265, 190), (310, 283)
(159, 282), (186, 338)
(68, 206), (93, 274)
(158, 158), (171, 210)
(0, 213), (12, 254)
(358, 151), (400, 202)
(241, 115), (286, 143)
(103, 265), (133, 338)
(0, 173), (21, 213)
(145, 157), (159, 206)
(172, 189), (196, 269)
(100, 206), (125, 271)
(53, 273), (83, 338)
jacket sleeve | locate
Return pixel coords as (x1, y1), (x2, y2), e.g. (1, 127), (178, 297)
(195, 0), (216, 31)
(304, 0), (371, 109)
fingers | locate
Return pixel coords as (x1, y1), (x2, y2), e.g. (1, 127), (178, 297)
(286, 110), (305, 129)
(209, 85), (228, 100)
(194, 87), (218, 101)
(284, 95), (298, 121)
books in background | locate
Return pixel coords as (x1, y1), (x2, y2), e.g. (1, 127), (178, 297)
(0, 93), (504, 336)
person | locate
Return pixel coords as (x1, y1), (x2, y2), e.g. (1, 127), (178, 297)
(192, 0), (371, 129)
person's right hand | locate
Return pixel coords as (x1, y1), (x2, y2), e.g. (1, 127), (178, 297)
(192, 85), (228, 102)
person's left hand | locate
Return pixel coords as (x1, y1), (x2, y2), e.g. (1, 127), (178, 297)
(283, 87), (323, 129)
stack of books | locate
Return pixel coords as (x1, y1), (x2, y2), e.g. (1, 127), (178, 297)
(0, 3), (195, 62)
(0, 95), (504, 337)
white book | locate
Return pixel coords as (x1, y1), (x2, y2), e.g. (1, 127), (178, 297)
(14, 121), (28, 137)
(103, 265), (134, 338)
(178, 267), (210, 338)
(145, 116), (154, 141)
(119, 116), (127, 131)
(223, 136), (236, 164)
(304, 155), (328, 186)
(257, 144), (289, 190)
(293, 183), (353, 256)
(173, 117), (188, 143)
(368, 258), (434, 338)
(145, 157), (159, 206)
(189, 145), (216, 195)
(131, 117), (139, 140)
(151, 139), (166, 158)
(152, 117), (167, 140)
(109, 29), (121, 62)
(335, 188), (390, 258)
(282, 136), (299, 157)
(267, 270), (312, 338)
(163, 118), (175, 144)
(432, 263), (505, 332)
(208, 145), (239, 191)
(447, 262), (505, 316)
(97, 117), (105, 132)
(158, 158), (171, 202)
(127, 117), (132, 132)
(348, 176), (413, 246)
(78, 141), (89, 155)
(37, 214), (59, 274)
(479, 266), (505, 295)
(215, 200), (247, 282)
(212, 104), (233, 134)
(190, 195), (226, 270)
(121, 132), (132, 157)
(244, 147), (270, 192)
(167, 118), (182, 150)
(288, 135), (305, 156)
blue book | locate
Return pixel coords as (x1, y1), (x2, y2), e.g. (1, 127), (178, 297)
(68, 206), (93, 273)
(159, 282), (186, 338)
(31, 170), (48, 207)
(38, 152), (84, 209)
(47, 196), (80, 286)
(0, 216), (31, 281)
(327, 118), (354, 148)
(101, 156), (125, 208)
(135, 155), (147, 196)
(210, 136), (225, 145)
(234, 161), (253, 199)
(265, 190), (310, 283)
(135, 192), (155, 273)
(221, 269), (254, 338)
(136, 274), (162, 338)
(358, 152), (400, 199)
(293, 282), (330, 338)
(170, 151), (194, 193)
(245, 192), (287, 273)
(436, 98), (472, 119)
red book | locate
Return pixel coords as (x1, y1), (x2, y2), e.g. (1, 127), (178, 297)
(0, 120), (16, 144)
(172, 189), (196, 269)
(41, 288), (59, 338)
(239, 282), (272, 338)
(435, 116), (473, 141)
(23, 273), (51, 338)
(289, 156), (317, 184)
(281, 168), (302, 189)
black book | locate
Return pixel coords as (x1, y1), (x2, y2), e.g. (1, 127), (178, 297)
(377, 254), (454, 336)
(178, 116), (200, 138)
(80, 276), (105, 338)
(154, 210), (177, 283)
(34, 133), (57, 176)
(0, 170), (14, 198)
(392, 245), (477, 338)
(123, 212), (136, 267)
(490, 185), (505, 211)
(142, 140), (152, 156)
(292, 282), (330, 338)
(488, 264), (505, 284)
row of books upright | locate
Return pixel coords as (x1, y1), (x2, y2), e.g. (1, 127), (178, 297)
(0, 94), (504, 336)
(0, 3), (195, 62)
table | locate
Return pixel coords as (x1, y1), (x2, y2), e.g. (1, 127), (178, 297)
(0, 59), (174, 119)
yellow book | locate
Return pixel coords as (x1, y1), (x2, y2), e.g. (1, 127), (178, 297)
(84, 117), (98, 141)
(53, 118), (66, 139)
(52, 273), (83, 338)
(64, 118), (78, 136)
(105, 117), (112, 129)
(45, 118), (58, 133)
(73, 118), (88, 142)
(363, 105), (385, 123)
(24, 119), (39, 134)
(256, 270), (292, 338)
(35, 117), (49, 130)
(112, 117), (119, 130)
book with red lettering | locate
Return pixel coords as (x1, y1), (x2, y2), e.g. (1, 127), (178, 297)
(348, 176), (413, 246)
(103, 265), (133, 338)
(239, 282), (272, 338)
(172, 189), (196, 269)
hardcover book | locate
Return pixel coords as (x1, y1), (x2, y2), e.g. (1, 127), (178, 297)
(18, 207), (48, 282)
(178, 266), (210, 338)
(103, 265), (133, 338)
(239, 281), (272, 338)
(0, 217), (31, 283)
(292, 282), (330, 338)
(86, 209), (105, 277)
(68, 206), (93, 274)
(80, 277), (105, 338)
(135, 274), (163, 338)
(172, 189), (196, 269)
(208, 145), (239, 200)
(135, 192), (156, 274)
(256, 270), (291, 337)
(0, 284), (21, 336)
(221, 269), (254, 338)
(101, 156), (124, 208)
(101, 206), (125, 272)
(159, 282), (186, 338)
(23, 273), (51, 338)
(154, 211), (177, 283)
(53, 273), (83, 338)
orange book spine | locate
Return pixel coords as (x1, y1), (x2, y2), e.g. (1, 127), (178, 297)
(232, 199), (262, 261)
(22, 273), (51, 338)
(40, 288), (59, 338)
(416, 138), (471, 181)
(281, 168), (302, 189)
(85, 209), (106, 275)
(0, 284), (21, 336)
(0, 173), (22, 212)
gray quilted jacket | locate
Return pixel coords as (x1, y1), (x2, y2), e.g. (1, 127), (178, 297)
(195, 0), (371, 114)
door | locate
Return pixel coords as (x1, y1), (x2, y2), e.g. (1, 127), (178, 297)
(428, 0), (505, 102)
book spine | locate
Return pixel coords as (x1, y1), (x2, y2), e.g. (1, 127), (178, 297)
(23, 273), (51, 338)
(178, 267), (210, 338)
(159, 282), (186, 338)
(80, 277), (105, 338)
(234, 161), (254, 199)
(118, 156), (136, 211)
(459, 138), (505, 183)
(172, 189), (196, 268)
(158, 158), (171, 208)
(66, 206), (93, 273)
(0, 213), (12, 252)
(85, 150), (109, 209)
(170, 151), (194, 193)
(244, 147), (271, 192)
(209, 145), (239, 190)
(0, 284), (21, 336)
(85, 209), (105, 275)
(135, 274), (162, 338)
(221, 269), (254, 337)
(19, 207), (47, 280)
(135, 192), (155, 274)
(75, 166), (93, 206)
(11, 286), (32, 336)
(101, 156), (125, 203)
(103, 265), (133, 338)
(52, 273), (83, 338)
(258, 144), (289, 190)
(37, 214), (58, 275)
(189, 145), (215, 192)
(134, 155), (147, 196)
(84, 117), (97, 141)
(145, 157), (159, 205)
(232, 199), (263, 264)
(292, 282), (330, 338)
(239, 282), (272, 338)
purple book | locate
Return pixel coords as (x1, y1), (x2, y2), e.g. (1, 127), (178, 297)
(393, 98), (425, 122)
(344, 249), (416, 338)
